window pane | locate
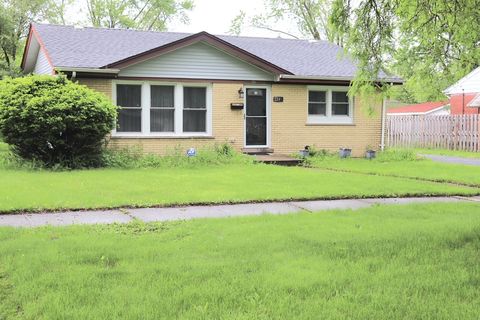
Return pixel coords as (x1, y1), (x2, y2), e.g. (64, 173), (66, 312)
(332, 103), (349, 116)
(309, 91), (326, 102)
(151, 109), (174, 132)
(183, 110), (206, 132)
(308, 103), (326, 115)
(184, 87), (206, 109)
(246, 117), (267, 146)
(118, 109), (141, 132)
(246, 89), (267, 116)
(117, 85), (141, 108)
(151, 86), (174, 108)
(332, 91), (349, 103)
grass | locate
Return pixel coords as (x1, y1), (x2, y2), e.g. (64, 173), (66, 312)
(310, 151), (480, 187)
(0, 141), (7, 153)
(1, 164), (478, 213)
(1, 202), (480, 319)
(0, 142), (478, 213)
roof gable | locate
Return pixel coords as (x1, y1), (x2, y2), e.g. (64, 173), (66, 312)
(118, 41), (275, 81)
(467, 93), (480, 107)
(107, 31), (291, 75)
(444, 67), (480, 95)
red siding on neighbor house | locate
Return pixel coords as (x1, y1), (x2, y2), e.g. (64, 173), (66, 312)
(449, 93), (480, 115)
(388, 101), (448, 114)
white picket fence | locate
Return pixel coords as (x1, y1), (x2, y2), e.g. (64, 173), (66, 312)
(387, 114), (480, 151)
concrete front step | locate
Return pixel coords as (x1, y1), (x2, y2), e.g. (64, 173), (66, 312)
(242, 147), (274, 155)
(250, 153), (303, 166)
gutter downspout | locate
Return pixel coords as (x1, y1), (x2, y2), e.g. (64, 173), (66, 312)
(380, 97), (386, 151)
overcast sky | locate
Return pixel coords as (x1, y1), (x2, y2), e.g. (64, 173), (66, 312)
(167, 0), (299, 38)
(65, 0), (300, 39)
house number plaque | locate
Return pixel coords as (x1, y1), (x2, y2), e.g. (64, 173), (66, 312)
(273, 96), (284, 102)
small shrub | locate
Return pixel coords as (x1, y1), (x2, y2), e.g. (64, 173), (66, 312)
(214, 142), (235, 157)
(101, 142), (253, 169)
(0, 75), (117, 168)
(376, 148), (419, 162)
(308, 146), (334, 158)
(100, 146), (144, 169)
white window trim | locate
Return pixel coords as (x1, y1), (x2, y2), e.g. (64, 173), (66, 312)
(307, 85), (354, 125)
(112, 80), (213, 137)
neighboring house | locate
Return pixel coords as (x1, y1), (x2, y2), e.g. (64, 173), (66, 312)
(387, 101), (450, 116)
(444, 67), (480, 115)
(21, 23), (402, 156)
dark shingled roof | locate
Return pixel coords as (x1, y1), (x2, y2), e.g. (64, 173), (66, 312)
(32, 23), (400, 81)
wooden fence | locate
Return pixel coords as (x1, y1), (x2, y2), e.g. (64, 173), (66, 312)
(387, 114), (480, 151)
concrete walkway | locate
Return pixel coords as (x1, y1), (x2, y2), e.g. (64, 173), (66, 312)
(422, 154), (480, 166)
(1, 196), (479, 228)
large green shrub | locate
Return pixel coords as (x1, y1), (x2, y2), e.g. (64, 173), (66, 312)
(0, 75), (117, 168)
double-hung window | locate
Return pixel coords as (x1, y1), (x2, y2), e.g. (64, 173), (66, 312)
(308, 90), (327, 116)
(150, 85), (175, 132)
(113, 81), (211, 136)
(116, 84), (142, 132)
(183, 87), (207, 133)
(307, 86), (353, 124)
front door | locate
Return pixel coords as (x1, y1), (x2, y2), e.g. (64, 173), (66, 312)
(245, 87), (268, 147)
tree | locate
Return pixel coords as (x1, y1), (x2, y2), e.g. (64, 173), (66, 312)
(0, 0), (70, 78)
(330, 0), (480, 102)
(86, 0), (194, 31)
(229, 0), (342, 44)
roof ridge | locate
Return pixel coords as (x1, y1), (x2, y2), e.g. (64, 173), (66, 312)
(33, 22), (332, 43)
(33, 22), (193, 36)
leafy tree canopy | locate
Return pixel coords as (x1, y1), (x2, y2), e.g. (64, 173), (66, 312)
(330, 0), (480, 102)
(86, 0), (193, 31)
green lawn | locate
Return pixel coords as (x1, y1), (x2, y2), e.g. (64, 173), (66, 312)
(1, 202), (480, 319)
(311, 156), (480, 186)
(1, 142), (478, 213)
(1, 164), (478, 213)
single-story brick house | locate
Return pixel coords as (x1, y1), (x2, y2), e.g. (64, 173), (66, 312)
(21, 23), (401, 156)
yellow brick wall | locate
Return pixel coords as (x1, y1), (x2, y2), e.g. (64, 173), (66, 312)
(77, 78), (112, 99)
(271, 84), (382, 157)
(79, 79), (382, 157)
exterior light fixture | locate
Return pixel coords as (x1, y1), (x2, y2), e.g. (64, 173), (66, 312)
(238, 88), (244, 99)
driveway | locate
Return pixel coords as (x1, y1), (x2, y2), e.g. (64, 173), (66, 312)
(422, 154), (480, 166)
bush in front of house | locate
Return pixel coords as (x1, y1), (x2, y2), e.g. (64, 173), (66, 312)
(0, 75), (117, 168)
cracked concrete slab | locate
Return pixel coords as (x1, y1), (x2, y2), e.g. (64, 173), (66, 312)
(454, 196), (480, 202)
(361, 197), (462, 205)
(290, 199), (371, 212)
(128, 202), (300, 222)
(0, 210), (131, 227)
